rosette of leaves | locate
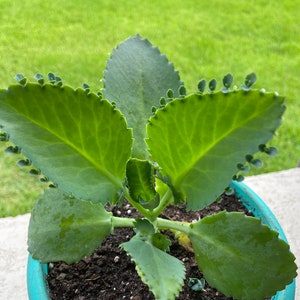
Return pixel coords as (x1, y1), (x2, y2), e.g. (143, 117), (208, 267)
(0, 35), (297, 299)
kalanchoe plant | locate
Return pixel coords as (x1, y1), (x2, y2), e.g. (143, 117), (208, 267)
(0, 35), (297, 299)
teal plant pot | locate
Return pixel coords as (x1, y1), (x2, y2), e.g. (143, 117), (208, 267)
(27, 181), (296, 299)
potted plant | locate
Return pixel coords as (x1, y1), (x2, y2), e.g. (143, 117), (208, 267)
(0, 35), (297, 299)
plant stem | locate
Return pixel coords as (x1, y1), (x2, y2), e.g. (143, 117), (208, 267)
(111, 216), (136, 228)
(119, 187), (174, 223)
(123, 187), (153, 219)
(111, 216), (191, 235)
(156, 217), (190, 235)
(151, 188), (173, 219)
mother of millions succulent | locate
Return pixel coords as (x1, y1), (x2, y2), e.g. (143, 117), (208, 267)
(0, 35), (297, 299)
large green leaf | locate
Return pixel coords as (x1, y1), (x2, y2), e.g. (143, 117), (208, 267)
(0, 83), (133, 203)
(103, 35), (182, 159)
(28, 188), (112, 263)
(126, 158), (159, 210)
(121, 235), (185, 300)
(146, 90), (285, 210)
(188, 211), (297, 299)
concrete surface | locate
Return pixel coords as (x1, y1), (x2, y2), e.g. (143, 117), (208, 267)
(0, 168), (299, 300)
(0, 213), (30, 300)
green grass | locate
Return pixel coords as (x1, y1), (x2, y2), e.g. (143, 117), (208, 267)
(0, 0), (299, 216)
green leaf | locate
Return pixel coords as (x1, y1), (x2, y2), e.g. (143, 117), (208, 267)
(146, 90), (285, 210)
(0, 83), (133, 203)
(208, 78), (217, 91)
(188, 277), (206, 291)
(134, 218), (155, 237)
(188, 211), (297, 299)
(244, 72), (257, 88)
(103, 35), (182, 159)
(121, 236), (185, 299)
(197, 79), (206, 93)
(132, 219), (171, 252)
(222, 73), (233, 89)
(28, 188), (112, 264)
(126, 158), (159, 210)
(14, 73), (27, 85)
(151, 232), (171, 252)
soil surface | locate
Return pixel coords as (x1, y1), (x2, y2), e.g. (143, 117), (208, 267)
(47, 192), (267, 300)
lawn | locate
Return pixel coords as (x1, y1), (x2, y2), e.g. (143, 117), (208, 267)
(0, 0), (299, 216)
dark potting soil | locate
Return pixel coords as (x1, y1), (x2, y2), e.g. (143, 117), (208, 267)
(47, 191), (268, 300)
